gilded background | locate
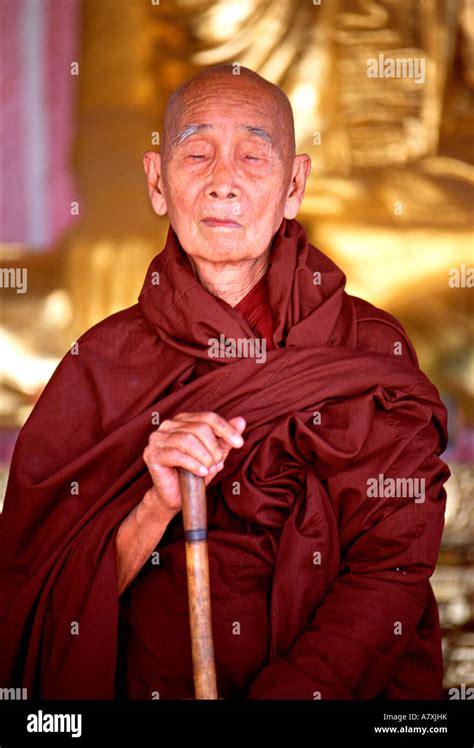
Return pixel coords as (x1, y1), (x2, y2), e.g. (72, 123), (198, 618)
(0, 0), (473, 693)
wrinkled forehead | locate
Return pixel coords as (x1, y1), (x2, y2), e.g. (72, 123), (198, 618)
(165, 75), (294, 154)
(177, 84), (281, 137)
(172, 123), (274, 150)
(162, 72), (296, 167)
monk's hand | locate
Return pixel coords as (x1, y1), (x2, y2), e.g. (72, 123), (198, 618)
(142, 412), (246, 517)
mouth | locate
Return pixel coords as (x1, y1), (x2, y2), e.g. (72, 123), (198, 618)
(201, 217), (242, 229)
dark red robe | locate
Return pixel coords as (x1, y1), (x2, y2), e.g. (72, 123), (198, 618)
(0, 219), (449, 699)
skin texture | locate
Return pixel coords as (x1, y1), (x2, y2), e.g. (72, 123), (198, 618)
(117, 66), (311, 595)
(144, 64), (311, 307)
(117, 413), (246, 594)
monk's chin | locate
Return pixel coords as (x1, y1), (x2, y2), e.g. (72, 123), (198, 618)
(192, 239), (258, 263)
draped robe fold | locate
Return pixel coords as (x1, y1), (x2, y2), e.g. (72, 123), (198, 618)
(0, 219), (449, 699)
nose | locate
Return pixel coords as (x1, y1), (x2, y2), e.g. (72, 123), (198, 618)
(207, 158), (240, 200)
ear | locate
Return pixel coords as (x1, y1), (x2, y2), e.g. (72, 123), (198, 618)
(143, 150), (168, 216)
(283, 154), (311, 220)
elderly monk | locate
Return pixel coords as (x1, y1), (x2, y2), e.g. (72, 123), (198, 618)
(0, 65), (449, 700)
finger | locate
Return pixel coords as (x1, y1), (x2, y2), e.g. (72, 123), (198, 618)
(157, 420), (223, 464)
(228, 416), (246, 434)
(213, 418), (246, 461)
(214, 435), (233, 462)
(175, 412), (245, 448)
(158, 431), (217, 469)
(204, 460), (225, 486)
(206, 461), (224, 482)
(144, 446), (210, 477)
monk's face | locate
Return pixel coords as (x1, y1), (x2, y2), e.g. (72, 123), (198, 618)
(145, 75), (310, 264)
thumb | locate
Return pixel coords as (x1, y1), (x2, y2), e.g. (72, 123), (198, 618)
(229, 416), (246, 435)
(216, 417), (246, 463)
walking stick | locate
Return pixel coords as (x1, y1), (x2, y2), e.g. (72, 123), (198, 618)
(178, 468), (218, 699)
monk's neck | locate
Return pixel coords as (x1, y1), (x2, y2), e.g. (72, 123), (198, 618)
(189, 252), (270, 308)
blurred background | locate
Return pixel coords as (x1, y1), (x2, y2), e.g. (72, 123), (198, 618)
(0, 0), (473, 694)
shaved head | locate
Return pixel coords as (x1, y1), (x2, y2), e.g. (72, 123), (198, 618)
(143, 63), (310, 289)
(161, 65), (296, 168)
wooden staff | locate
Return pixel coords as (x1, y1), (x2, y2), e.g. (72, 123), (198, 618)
(178, 468), (218, 699)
